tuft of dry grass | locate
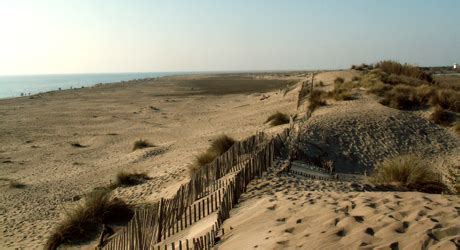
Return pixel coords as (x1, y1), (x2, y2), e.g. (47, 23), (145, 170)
(115, 171), (150, 186)
(189, 135), (236, 175)
(429, 89), (460, 113)
(265, 112), (290, 126)
(453, 122), (460, 136)
(307, 90), (326, 113)
(368, 155), (446, 193)
(429, 107), (454, 126)
(45, 189), (133, 249)
(132, 139), (153, 151)
(334, 77), (345, 84)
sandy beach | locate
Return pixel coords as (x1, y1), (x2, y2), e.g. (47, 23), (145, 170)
(0, 74), (300, 248)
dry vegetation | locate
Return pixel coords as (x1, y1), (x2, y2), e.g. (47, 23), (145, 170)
(429, 108), (454, 126)
(329, 81), (357, 101)
(45, 189), (133, 249)
(132, 139), (153, 151)
(368, 155), (447, 194)
(342, 61), (460, 130)
(115, 171), (150, 186)
(189, 135), (236, 175)
(265, 112), (290, 126)
(307, 90), (326, 113)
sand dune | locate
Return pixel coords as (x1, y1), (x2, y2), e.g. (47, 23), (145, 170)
(217, 168), (460, 249)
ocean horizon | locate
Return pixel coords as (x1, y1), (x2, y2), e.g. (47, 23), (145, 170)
(0, 72), (189, 99)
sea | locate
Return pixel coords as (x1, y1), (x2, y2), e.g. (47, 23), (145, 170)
(0, 72), (188, 99)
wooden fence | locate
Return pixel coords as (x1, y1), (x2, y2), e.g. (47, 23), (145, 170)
(102, 129), (290, 250)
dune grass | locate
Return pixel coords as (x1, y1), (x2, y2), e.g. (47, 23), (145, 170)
(454, 122), (460, 136)
(132, 139), (153, 151)
(429, 108), (454, 126)
(368, 155), (446, 193)
(265, 112), (290, 126)
(374, 60), (434, 83)
(188, 135), (236, 175)
(115, 171), (150, 186)
(45, 189), (133, 249)
(334, 77), (345, 84)
(307, 90), (326, 113)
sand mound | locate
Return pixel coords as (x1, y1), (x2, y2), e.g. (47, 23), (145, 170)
(217, 170), (460, 249)
(298, 97), (460, 173)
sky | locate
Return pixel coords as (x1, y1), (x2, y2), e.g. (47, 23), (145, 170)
(0, 0), (459, 75)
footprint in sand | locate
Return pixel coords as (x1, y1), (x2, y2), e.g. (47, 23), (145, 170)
(284, 227), (295, 233)
(365, 227), (374, 236)
(353, 216), (364, 223)
(336, 229), (347, 237)
(276, 218), (286, 222)
(395, 221), (410, 233)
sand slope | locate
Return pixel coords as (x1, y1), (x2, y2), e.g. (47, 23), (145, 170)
(217, 170), (460, 249)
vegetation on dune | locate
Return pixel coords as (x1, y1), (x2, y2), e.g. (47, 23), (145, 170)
(334, 77), (345, 84)
(188, 135), (236, 175)
(132, 139), (153, 151)
(329, 81), (357, 101)
(351, 63), (373, 71)
(368, 155), (447, 194)
(116, 171), (150, 186)
(265, 112), (290, 126)
(429, 108), (454, 126)
(45, 189), (133, 249)
(374, 60), (434, 83)
(307, 90), (327, 113)
(453, 122), (460, 136)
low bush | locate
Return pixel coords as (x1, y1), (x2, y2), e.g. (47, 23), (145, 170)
(429, 108), (454, 126)
(351, 63), (373, 71)
(334, 77), (345, 84)
(429, 89), (460, 113)
(265, 112), (290, 126)
(45, 189), (133, 249)
(453, 122), (460, 136)
(368, 154), (446, 193)
(116, 171), (150, 186)
(132, 139), (153, 151)
(308, 90), (326, 113)
(374, 60), (434, 83)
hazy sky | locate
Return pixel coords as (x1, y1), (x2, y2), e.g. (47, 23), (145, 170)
(0, 0), (459, 75)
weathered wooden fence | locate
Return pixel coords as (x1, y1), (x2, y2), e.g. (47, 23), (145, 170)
(103, 129), (290, 249)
